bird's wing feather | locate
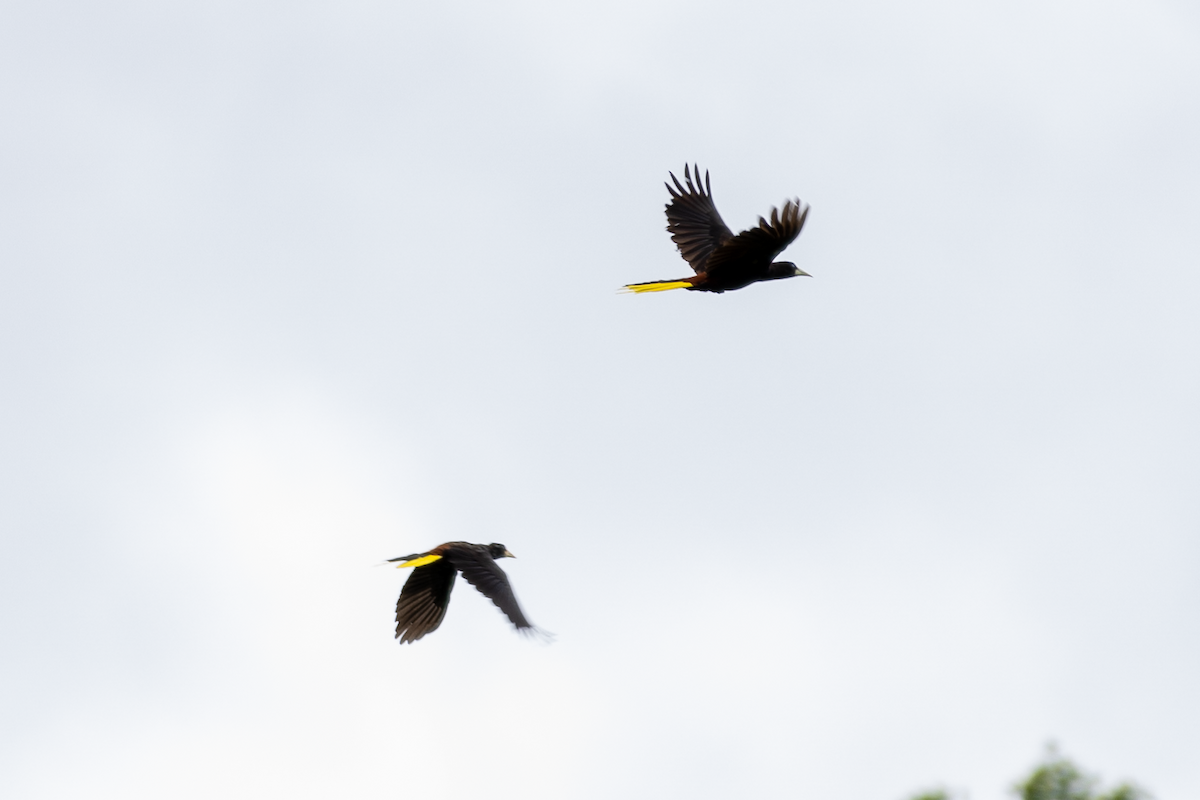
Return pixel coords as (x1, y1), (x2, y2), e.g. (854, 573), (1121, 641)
(447, 547), (534, 631)
(705, 199), (809, 275)
(664, 164), (735, 274)
(394, 559), (456, 644)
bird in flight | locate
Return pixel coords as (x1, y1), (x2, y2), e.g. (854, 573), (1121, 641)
(388, 541), (539, 644)
(623, 164), (811, 294)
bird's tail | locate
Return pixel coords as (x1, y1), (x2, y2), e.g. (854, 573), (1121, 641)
(620, 277), (698, 294)
(388, 554), (443, 568)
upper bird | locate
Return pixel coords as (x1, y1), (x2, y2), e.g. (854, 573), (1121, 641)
(388, 541), (537, 644)
(623, 164), (811, 294)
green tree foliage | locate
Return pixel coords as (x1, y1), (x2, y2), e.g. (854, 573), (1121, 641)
(906, 791), (952, 800)
(1015, 752), (1096, 800)
(1014, 748), (1150, 800)
(903, 747), (1150, 800)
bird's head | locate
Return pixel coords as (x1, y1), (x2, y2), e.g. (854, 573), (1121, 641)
(767, 261), (811, 280)
(488, 543), (516, 559)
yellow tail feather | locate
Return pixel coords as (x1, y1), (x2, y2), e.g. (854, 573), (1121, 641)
(395, 554), (443, 568)
(621, 280), (693, 294)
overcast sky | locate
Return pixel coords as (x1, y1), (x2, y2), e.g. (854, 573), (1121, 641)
(3, 1), (1199, 798)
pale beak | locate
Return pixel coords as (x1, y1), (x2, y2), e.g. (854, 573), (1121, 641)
(796, 269), (812, 277)
(504, 549), (516, 558)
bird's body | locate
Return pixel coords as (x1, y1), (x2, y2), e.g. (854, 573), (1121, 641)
(624, 164), (811, 294)
(388, 541), (536, 644)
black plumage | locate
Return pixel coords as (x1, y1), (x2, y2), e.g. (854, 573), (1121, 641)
(624, 164), (811, 294)
(388, 541), (536, 644)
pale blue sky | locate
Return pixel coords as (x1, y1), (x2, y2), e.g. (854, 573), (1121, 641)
(2, 1), (1199, 798)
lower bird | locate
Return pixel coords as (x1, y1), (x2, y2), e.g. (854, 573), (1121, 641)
(388, 541), (538, 643)
(623, 164), (811, 294)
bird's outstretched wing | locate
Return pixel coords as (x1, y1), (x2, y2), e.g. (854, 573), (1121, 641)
(705, 199), (809, 276)
(395, 559), (457, 644)
(448, 547), (534, 632)
(665, 164), (735, 274)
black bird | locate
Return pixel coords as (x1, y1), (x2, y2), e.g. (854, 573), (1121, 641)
(388, 542), (537, 644)
(624, 164), (811, 294)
